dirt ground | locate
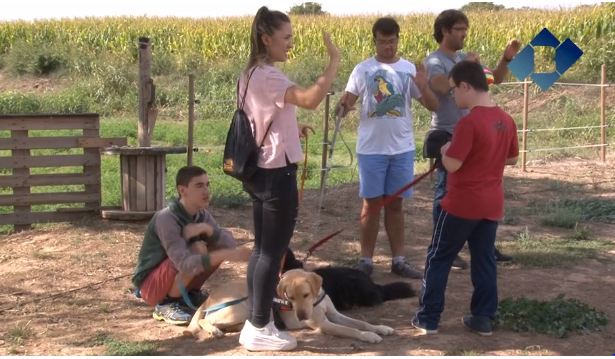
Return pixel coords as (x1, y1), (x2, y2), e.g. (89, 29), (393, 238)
(1, 157), (614, 356)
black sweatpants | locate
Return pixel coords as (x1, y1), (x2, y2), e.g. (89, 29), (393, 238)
(243, 164), (298, 328)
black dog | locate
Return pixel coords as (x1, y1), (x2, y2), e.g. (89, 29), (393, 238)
(282, 249), (415, 311)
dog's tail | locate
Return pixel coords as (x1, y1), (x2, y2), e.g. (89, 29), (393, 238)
(378, 282), (415, 302)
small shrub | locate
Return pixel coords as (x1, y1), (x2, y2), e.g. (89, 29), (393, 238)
(571, 224), (592, 241)
(5, 322), (34, 345)
(497, 295), (608, 338)
(540, 206), (581, 229)
(5, 40), (67, 75)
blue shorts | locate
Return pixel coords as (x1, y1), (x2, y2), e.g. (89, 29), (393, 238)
(357, 150), (415, 199)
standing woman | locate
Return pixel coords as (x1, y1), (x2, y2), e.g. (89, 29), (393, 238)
(238, 6), (340, 352)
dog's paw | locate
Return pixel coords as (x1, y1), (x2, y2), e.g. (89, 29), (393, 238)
(359, 331), (382, 343)
(208, 327), (225, 338)
(373, 325), (394, 336)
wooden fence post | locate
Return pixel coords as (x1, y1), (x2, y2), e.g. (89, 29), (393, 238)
(320, 92), (331, 193)
(521, 81), (529, 172)
(600, 64), (607, 162)
(188, 74), (195, 166)
(138, 37), (156, 147)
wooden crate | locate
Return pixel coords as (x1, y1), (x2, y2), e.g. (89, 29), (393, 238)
(0, 114), (126, 232)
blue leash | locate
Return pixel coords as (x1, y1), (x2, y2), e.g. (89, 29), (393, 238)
(178, 279), (198, 311)
(204, 296), (248, 315)
(178, 278), (248, 315)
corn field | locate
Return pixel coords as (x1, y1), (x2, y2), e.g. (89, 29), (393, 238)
(0, 4), (613, 78)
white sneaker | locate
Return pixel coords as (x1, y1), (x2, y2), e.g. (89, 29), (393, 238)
(238, 320), (297, 351)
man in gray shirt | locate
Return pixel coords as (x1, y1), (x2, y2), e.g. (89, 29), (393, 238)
(425, 9), (520, 267)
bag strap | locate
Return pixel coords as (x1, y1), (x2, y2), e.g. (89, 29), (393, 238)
(258, 121), (273, 148)
(237, 66), (258, 110)
(236, 66), (274, 148)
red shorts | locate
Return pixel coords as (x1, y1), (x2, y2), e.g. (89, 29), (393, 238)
(139, 258), (209, 306)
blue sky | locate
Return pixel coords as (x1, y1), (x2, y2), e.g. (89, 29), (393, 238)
(0, 0), (602, 21)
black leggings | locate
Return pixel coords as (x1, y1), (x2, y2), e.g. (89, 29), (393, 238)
(243, 164), (298, 328)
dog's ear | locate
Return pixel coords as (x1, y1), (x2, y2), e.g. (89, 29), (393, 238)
(276, 277), (288, 299)
(307, 272), (323, 297)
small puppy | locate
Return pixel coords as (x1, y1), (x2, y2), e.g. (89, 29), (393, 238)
(276, 269), (394, 343)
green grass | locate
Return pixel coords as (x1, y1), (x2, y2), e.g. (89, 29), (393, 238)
(5, 321), (34, 345)
(498, 227), (614, 267)
(531, 198), (615, 229)
(496, 294), (609, 338)
(87, 331), (158, 356)
(444, 349), (483, 356)
(539, 206), (583, 229)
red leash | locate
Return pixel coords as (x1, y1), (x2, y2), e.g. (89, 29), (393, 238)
(303, 160), (439, 262)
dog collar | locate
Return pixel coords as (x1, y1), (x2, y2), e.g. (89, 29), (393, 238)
(273, 290), (327, 311)
(313, 290), (326, 307)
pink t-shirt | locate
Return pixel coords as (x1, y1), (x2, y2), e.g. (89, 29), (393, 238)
(240, 64), (302, 169)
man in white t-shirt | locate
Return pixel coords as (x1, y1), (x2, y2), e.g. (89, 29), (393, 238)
(336, 17), (438, 278)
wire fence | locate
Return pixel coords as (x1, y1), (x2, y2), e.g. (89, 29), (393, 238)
(179, 64), (611, 176)
(498, 64), (611, 170)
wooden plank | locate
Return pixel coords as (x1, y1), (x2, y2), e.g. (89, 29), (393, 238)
(157, 155), (165, 209)
(135, 155), (147, 211)
(0, 191), (100, 206)
(56, 207), (99, 213)
(121, 155), (129, 210)
(0, 115), (99, 131)
(83, 128), (101, 210)
(77, 137), (127, 148)
(129, 155), (137, 211)
(145, 156), (155, 211)
(103, 146), (186, 156)
(0, 210), (95, 226)
(0, 173), (98, 187)
(0, 136), (126, 150)
(11, 130), (31, 231)
(0, 153), (99, 169)
(101, 210), (155, 221)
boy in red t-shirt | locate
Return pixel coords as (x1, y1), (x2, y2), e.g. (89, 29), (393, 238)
(412, 61), (519, 336)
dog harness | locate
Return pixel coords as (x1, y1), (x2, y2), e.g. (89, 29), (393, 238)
(273, 290), (327, 330)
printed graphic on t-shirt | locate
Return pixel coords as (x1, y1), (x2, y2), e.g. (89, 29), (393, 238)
(367, 70), (409, 118)
(494, 118), (506, 132)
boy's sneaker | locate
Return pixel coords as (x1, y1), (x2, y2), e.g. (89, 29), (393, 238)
(452, 255), (469, 270)
(495, 249), (513, 262)
(356, 260), (374, 276)
(239, 320), (297, 351)
(152, 301), (192, 325)
(411, 316), (438, 335)
(391, 259), (423, 279)
(462, 315), (493, 336)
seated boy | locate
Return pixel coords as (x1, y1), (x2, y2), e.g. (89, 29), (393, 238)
(132, 166), (250, 325)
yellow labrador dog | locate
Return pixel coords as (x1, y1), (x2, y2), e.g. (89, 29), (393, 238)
(276, 269), (394, 343)
(185, 270), (394, 343)
(183, 280), (248, 341)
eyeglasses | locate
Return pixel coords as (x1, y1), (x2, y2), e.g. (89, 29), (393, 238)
(448, 85), (458, 96)
(375, 37), (399, 46)
(451, 26), (468, 32)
